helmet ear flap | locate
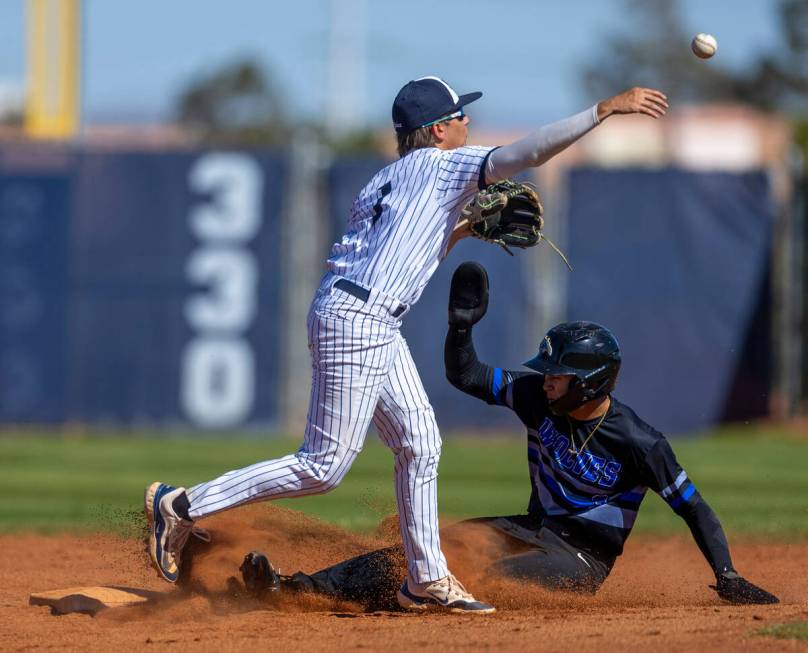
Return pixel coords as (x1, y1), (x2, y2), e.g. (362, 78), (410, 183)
(548, 366), (617, 415)
(547, 376), (585, 415)
(579, 365), (616, 400)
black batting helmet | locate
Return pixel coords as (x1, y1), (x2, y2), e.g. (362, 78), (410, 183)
(523, 321), (621, 415)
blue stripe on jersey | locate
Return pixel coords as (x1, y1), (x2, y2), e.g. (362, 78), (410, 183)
(532, 430), (622, 495)
(538, 465), (607, 509)
(528, 460), (644, 529)
(668, 483), (697, 509)
(621, 491), (645, 504)
(491, 368), (504, 404)
(525, 419), (647, 527)
(537, 464), (643, 511)
(659, 470), (687, 498)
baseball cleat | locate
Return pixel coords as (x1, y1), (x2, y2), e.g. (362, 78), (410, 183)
(396, 573), (496, 614)
(144, 482), (210, 583)
(240, 551), (282, 596)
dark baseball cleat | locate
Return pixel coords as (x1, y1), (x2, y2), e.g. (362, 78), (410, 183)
(396, 574), (496, 614)
(145, 482), (210, 583)
(240, 551), (281, 596)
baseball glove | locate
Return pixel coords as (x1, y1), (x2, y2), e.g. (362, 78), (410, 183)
(461, 179), (571, 269)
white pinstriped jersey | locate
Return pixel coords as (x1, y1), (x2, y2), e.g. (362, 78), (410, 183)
(326, 145), (495, 305)
(185, 145), (494, 586)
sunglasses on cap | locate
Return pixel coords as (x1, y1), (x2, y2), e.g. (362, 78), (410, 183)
(421, 108), (465, 128)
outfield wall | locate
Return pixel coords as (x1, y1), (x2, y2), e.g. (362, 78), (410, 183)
(0, 145), (774, 435)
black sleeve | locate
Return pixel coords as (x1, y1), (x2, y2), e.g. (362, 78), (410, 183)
(444, 325), (544, 423)
(642, 438), (735, 576)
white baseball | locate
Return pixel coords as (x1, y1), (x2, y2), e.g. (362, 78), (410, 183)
(691, 33), (718, 59)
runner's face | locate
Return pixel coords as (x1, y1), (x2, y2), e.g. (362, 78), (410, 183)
(543, 374), (573, 401)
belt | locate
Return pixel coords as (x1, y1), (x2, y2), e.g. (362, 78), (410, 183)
(334, 278), (407, 318)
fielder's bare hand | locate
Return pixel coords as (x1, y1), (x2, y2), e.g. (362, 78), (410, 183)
(597, 87), (668, 121)
(446, 217), (472, 254)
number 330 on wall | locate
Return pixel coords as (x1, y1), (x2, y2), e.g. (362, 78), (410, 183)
(181, 153), (263, 428)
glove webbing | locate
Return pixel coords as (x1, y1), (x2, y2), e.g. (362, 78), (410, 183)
(470, 181), (573, 269)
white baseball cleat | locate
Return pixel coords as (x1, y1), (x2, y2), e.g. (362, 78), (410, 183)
(396, 573), (496, 614)
(144, 482), (210, 583)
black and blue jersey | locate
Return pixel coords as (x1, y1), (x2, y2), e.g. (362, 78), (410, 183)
(445, 326), (734, 572)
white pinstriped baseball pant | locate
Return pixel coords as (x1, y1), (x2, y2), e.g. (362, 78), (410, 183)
(186, 275), (449, 584)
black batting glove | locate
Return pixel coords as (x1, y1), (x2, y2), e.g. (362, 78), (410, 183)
(448, 262), (489, 329)
(240, 551), (281, 596)
(710, 571), (779, 605)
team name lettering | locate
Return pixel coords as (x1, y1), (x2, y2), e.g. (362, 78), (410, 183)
(536, 417), (622, 488)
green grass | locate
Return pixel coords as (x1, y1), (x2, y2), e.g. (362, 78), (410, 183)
(0, 424), (806, 538)
(756, 622), (808, 640)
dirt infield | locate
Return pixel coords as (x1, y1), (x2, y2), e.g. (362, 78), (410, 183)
(2, 505), (806, 652)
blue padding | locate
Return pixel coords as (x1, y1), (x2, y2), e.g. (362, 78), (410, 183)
(566, 168), (773, 435)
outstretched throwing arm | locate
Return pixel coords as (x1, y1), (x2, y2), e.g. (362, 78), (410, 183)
(596, 87), (668, 121)
(483, 87), (668, 184)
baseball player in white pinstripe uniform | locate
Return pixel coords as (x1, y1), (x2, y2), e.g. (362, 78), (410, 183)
(146, 76), (668, 613)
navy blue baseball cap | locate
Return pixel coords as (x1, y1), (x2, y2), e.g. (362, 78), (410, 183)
(392, 76), (482, 133)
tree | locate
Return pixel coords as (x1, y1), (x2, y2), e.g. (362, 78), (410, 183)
(582, 0), (808, 112)
(174, 58), (287, 145)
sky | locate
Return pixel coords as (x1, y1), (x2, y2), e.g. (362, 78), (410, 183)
(0, 0), (784, 130)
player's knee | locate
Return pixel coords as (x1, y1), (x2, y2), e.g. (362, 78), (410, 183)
(300, 450), (357, 493)
(312, 468), (346, 494)
(306, 476), (338, 494)
(399, 436), (442, 462)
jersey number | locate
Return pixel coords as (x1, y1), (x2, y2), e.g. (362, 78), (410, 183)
(372, 182), (392, 225)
